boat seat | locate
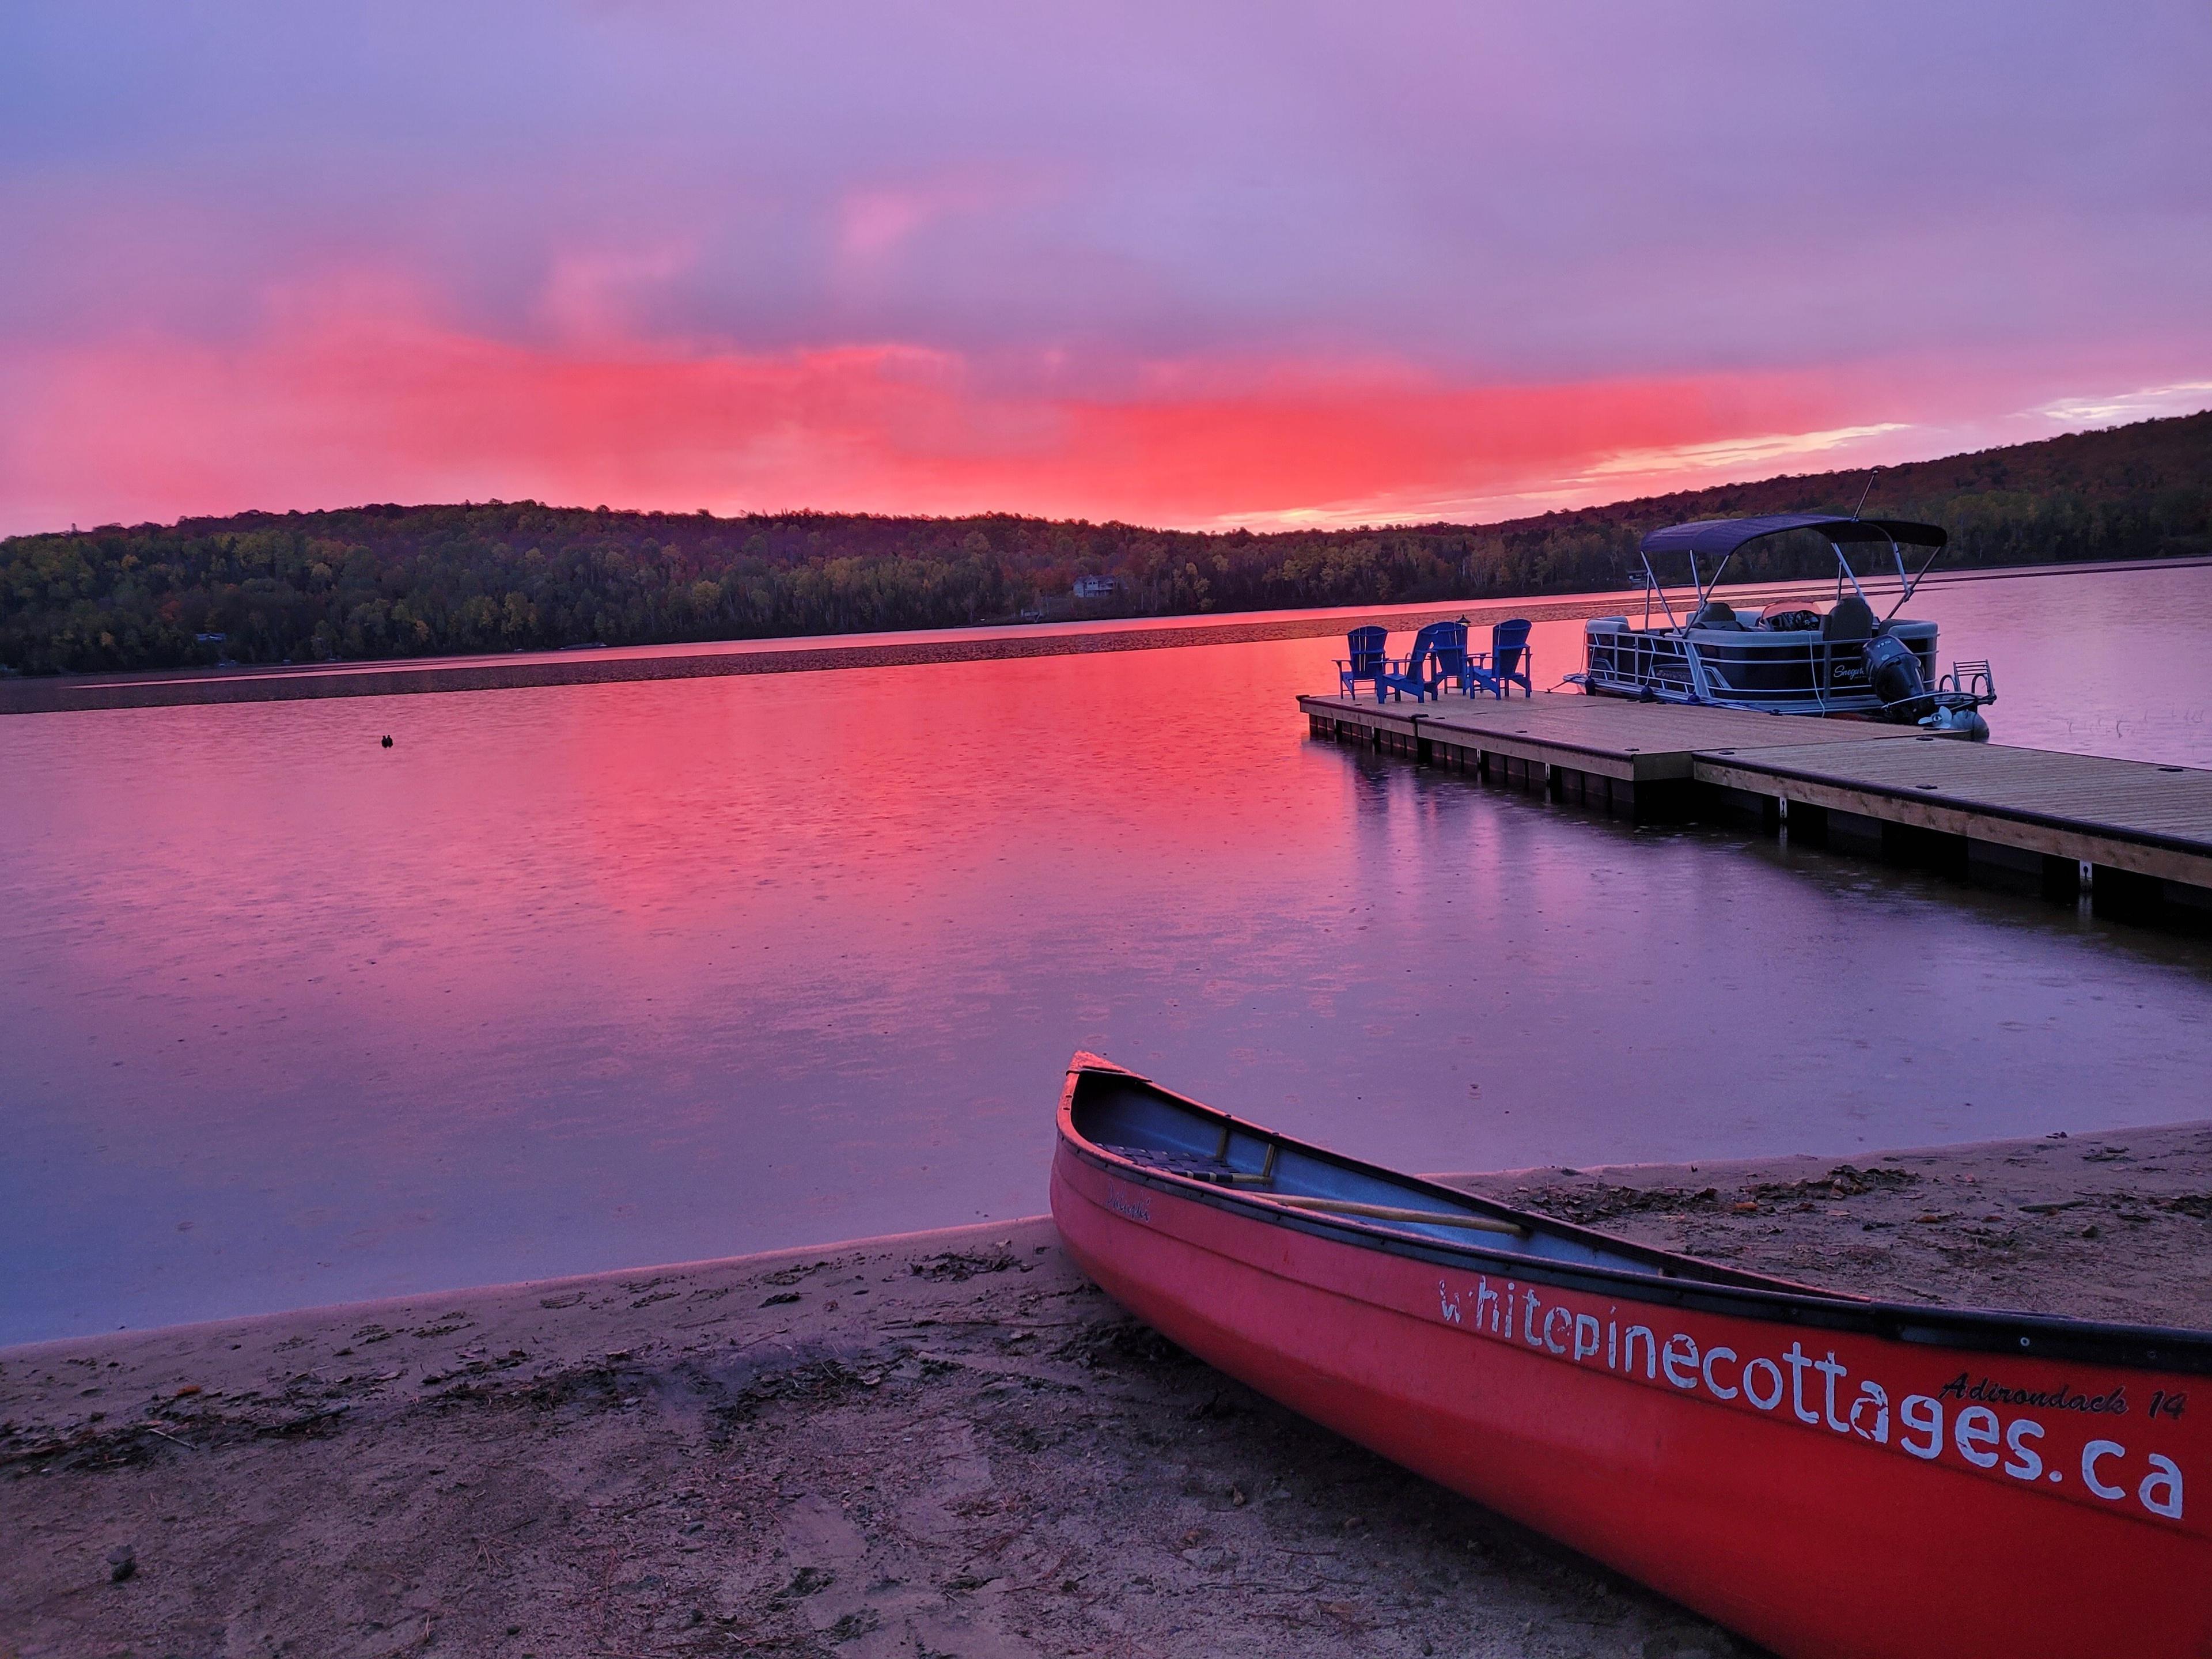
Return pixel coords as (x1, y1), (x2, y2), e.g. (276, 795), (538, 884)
(1821, 596), (1876, 643)
(1103, 1143), (1242, 1185)
(1758, 607), (1823, 632)
(1692, 600), (1745, 630)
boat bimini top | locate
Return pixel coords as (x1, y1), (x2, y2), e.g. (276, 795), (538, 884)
(1634, 513), (1948, 633)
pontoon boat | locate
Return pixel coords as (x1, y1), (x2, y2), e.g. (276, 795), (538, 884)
(1569, 513), (1995, 738)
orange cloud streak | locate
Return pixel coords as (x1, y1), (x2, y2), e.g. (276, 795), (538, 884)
(2, 297), (1922, 535)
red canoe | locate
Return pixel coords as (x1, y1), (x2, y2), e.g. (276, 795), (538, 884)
(1048, 1054), (2211, 1659)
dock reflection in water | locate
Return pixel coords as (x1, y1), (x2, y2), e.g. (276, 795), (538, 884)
(3, 563), (2211, 1343)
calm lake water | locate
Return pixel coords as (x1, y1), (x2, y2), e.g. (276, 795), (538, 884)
(6, 562), (2211, 1344)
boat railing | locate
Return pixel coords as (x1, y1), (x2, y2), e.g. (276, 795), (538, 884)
(1584, 628), (1699, 700)
(1941, 660), (1996, 702)
(1581, 626), (1949, 714)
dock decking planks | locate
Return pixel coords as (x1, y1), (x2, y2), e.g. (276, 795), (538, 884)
(1296, 692), (1944, 783)
(1694, 739), (2212, 886)
(1297, 689), (2212, 911)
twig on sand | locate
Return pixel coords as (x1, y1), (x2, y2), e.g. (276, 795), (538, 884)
(882, 1318), (1092, 1331)
(143, 1423), (200, 1452)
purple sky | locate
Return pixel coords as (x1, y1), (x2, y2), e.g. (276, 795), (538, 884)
(3, 3), (2207, 535)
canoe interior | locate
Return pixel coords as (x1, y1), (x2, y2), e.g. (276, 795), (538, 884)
(1069, 1065), (1834, 1296)
(1065, 1056), (2212, 1374)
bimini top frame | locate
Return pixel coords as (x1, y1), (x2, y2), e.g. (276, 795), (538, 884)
(1634, 513), (1948, 631)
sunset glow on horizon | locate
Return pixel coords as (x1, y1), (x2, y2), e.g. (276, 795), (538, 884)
(4, 3), (2208, 537)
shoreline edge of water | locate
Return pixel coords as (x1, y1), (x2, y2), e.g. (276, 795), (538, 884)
(6, 1118), (2207, 1655)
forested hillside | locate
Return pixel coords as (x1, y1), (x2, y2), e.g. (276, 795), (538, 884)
(3, 410), (2206, 675)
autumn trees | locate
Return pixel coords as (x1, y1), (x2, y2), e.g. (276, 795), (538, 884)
(2, 412), (2203, 675)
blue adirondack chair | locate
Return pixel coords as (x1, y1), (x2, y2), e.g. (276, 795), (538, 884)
(1380, 620), (1460, 702)
(1336, 625), (1389, 700)
(1464, 618), (1534, 699)
(1427, 620), (1471, 694)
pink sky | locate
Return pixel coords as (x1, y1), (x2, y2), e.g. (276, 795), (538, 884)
(2, 4), (2207, 536)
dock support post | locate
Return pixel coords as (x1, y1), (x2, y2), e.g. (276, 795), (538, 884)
(2090, 865), (2168, 923)
(2040, 854), (2083, 901)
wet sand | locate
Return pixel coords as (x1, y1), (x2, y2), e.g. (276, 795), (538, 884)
(4, 1120), (2208, 1658)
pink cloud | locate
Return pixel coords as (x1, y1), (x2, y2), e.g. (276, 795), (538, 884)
(2, 279), (2203, 537)
(839, 191), (937, 262)
(534, 244), (701, 346)
(5, 10), (2207, 537)
(0, 306), (1829, 532)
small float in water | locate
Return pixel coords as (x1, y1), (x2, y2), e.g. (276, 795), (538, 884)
(1568, 512), (1997, 738)
(1050, 1053), (2207, 1659)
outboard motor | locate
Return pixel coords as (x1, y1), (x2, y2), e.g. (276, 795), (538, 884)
(1862, 632), (1936, 722)
(1925, 702), (1991, 741)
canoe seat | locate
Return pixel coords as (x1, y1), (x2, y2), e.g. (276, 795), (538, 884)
(1103, 1144), (1244, 1185)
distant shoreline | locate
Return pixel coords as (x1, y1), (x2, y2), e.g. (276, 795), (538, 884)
(6, 552), (2206, 717)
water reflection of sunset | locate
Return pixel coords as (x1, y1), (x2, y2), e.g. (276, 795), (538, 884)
(7, 574), (2212, 1343)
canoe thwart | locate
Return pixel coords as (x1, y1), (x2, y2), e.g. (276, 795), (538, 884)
(1253, 1193), (1529, 1236)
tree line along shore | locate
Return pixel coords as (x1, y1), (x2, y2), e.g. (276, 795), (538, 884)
(2, 411), (2206, 679)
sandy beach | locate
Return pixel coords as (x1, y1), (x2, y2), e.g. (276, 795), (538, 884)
(5, 1120), (2209, 1658)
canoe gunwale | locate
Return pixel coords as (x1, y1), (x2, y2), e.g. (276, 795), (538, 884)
(1058, 1056), (2212, 1378)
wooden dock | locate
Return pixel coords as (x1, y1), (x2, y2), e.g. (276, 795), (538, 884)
(1297, 691), (2212, 923)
